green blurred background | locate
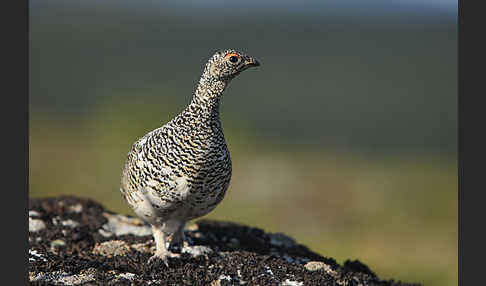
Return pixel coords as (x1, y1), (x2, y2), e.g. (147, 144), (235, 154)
(29, 0), (457, 285)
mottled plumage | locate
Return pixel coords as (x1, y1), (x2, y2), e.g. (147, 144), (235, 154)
(120, 49), (260, 265)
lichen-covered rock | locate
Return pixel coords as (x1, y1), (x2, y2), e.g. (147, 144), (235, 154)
(304, 261), (337, 276)
(29, 217), (46, 233)
(92, 240), (132, 257)
(28, 196), (420, 286)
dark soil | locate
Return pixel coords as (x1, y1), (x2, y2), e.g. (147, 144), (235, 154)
(28, 196), (420, 286)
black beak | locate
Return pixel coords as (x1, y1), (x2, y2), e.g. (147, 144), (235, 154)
(246, 58), (260, 67)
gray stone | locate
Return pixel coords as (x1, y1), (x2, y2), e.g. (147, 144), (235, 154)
(29, 217), (46, 232)
(29, 249), (47, 263)
(50, 239), (66, 255)
(29, 210), (41, 218)
(182, 245), (213, 257)
(282, 279), (304, 286)
(92, 240), (131, 257)
(130, 242), (153, 254)
(99, 212), (152, 237)
(29, 270), (96, 285)
(50, 239), (66, 248)
(61, 219), (80, 228)
(118, 272), (136, 281)
(58, 271), (96, 285)
(305, 261), (338, 276)
(67, 203), (83, 213)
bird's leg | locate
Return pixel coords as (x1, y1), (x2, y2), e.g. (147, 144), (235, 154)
(148, 225), (169, 266)
(168, 221), (187, 253)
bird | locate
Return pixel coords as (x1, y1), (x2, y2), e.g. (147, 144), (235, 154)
(120, 49), (260, 266)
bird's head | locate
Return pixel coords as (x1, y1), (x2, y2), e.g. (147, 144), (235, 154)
(206, 49), (260, 81)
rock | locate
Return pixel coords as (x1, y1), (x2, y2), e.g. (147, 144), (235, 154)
(117, 272), (137, 281)
(99, 212), (152, 237)
(30, 268), (97, 285)
(130, 242), (153, 254)
(29, 217), (46, 233)
(67, 203), (83, 213)
(28, 195), (421, 286)
(29, 210), (41, 218)
(50, 239), (66, 252)
(29, 249), (47, 263)
(305, 261), (338, 276)
(282, 279), (304, 286)
(92, 240), (132, 257)
(182, 245), (213, 257)
(61, 219), (80, 228)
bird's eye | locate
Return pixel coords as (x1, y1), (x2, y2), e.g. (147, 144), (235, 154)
(225, 53), (240, 64)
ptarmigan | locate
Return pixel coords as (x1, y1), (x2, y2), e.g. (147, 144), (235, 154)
(120, 49), (260, 266)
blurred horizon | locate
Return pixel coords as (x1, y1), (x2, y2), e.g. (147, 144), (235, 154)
(30, 1), (457, 285)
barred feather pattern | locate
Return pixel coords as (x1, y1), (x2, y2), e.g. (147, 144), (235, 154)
(120, 49), (259, 227)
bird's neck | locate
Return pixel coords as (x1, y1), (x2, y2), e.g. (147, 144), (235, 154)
(186, 72), (228, 123)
